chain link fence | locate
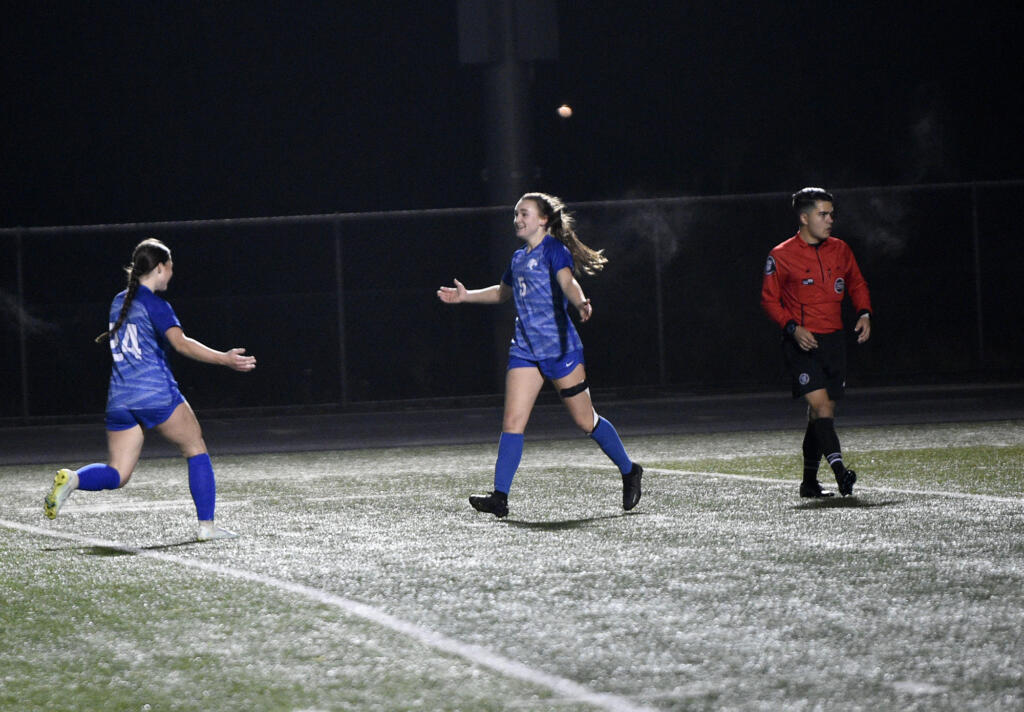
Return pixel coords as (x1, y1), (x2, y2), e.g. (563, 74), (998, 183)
(3, 181), (1021, 420)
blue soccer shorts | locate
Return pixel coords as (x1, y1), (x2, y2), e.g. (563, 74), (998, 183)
(105, 392), (186, 431)
(508, 349), (584, 380)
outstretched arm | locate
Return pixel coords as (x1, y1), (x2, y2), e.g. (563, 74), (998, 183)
(437, 278), (511, 305)
(164, 326), (257, 372)
(556, 267), (593, 322)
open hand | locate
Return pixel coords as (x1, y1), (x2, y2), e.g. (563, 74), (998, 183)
(437, 278), (468, 304)
(226, 348), (257, 372)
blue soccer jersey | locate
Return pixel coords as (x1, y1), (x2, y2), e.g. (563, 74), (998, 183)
(105, 285), (183, 410)
(501, 235), (583, 360)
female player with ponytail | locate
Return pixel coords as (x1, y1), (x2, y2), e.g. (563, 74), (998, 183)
(44, 238), (256, 540)
(437, 192), (642, 518)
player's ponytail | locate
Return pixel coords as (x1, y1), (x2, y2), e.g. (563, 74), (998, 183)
(94, 238), (171, 344)
(521, 192), (607, 276)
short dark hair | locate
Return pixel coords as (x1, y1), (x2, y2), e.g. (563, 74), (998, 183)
(792, 187), (834, 216)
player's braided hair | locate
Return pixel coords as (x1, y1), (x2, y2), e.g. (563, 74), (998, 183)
(94, 238), (171, 344)
(521, 192), (607, 276)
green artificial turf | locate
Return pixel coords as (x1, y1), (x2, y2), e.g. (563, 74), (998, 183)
(2, 421), (1021, 711)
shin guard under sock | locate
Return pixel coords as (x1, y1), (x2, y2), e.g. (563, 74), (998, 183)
(76, 464), (121, 491)
(493, 432), (524, 495)
(589, 416), (632, 475)
(802, 421), (821, 483)
(187, 453), (216, 522)
(812, 417), (845, 475)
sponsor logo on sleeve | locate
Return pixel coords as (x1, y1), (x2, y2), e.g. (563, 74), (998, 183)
(764, 256), (776, 275)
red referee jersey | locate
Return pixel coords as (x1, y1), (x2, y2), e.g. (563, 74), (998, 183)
(760, 233), (871, 334)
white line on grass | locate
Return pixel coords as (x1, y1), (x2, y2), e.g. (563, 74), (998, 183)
(43, 499), (197, 514)
(14, 499), (238, 517)
(646, 467), (1024, 504)
(0, 518), (657, 712)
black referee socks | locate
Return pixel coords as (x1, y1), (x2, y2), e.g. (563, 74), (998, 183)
(802, 421), (821, 483)
(812, 417), (846, 476)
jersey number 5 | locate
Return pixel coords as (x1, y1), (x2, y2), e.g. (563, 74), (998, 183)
(110, 322), (142, 362)
(517, 276), (528, 296)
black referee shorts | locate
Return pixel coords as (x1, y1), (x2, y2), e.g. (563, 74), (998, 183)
(782, 329), (847, 401)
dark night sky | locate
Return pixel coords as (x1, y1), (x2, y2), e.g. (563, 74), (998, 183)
(4, 1), (1022, 227)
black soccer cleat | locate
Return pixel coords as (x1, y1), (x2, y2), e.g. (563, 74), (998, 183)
(469, 491), (509, 518)
(622, 463), (643, 511)
(799, 480), (835, 498)
(836, 468), (857, 497)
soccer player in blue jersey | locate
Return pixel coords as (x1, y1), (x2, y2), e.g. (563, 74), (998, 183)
(43, 238), (256, 541)
(437, 192), (642, 518)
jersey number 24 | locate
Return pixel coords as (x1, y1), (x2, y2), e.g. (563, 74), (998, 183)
(110, 322), (142, 362)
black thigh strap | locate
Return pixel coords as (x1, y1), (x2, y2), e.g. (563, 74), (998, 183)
(559, 380), (589, 398)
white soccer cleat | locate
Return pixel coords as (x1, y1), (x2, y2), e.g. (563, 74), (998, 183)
(44, 468), (79, 520)
(196, 521), (239, 542)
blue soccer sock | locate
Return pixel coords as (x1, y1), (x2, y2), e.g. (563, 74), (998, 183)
(187, 453), (217, 522)
(590, 416), (633, 475)
(493, 432), (524, 495)
(76, 463), (121, 490)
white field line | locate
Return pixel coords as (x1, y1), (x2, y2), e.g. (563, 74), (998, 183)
(0, 519), (657, 712)
(646, 467), (1024, 504)
(12, 499), (230, 517)
(14, 493), (399, 516)
(51, 499), (197, 514)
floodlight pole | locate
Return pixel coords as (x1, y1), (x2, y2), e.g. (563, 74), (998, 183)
(458, 0), (557, 208)
(458, 0), (559, 388)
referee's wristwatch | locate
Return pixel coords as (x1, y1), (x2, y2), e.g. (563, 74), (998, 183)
(784, 320), (798, 337)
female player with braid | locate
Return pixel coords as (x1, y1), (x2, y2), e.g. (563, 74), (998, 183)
(437, 192), (642, 518)
(44, 238), (256, 540)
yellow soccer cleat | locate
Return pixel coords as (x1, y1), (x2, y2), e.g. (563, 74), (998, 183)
(44, 468), (79, 520)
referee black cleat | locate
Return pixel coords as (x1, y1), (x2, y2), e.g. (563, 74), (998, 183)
(469, 491), (508, 518)
(836, 468), (857, 497)
(622, 463), (643, 511)
(799, 480), (835, 498)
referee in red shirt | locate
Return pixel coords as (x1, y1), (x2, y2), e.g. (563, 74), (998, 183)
(761, 187), (872, 497)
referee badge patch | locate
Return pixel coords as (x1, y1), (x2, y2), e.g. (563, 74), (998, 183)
(764, 256), (776, 275)
(799, 373), (810, 385)
(834, 277), (845, 294)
